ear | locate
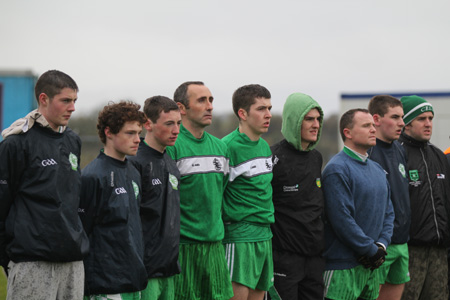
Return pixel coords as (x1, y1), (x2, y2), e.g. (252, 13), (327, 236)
(104, 127), (113, 140)
(372, 114), (382, 126)
(404, 123), (412, 132)
(38, 93), (50, 107)
(177, 102), (187, 116)
(238, 108), (247, 121)
(343, 128), (352, 140)
(143, 119), (152, 131)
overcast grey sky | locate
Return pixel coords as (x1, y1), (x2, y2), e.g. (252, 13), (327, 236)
(1, 0), (450, 117)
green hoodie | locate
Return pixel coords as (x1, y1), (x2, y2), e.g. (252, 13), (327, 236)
(281, 92), (324, 151)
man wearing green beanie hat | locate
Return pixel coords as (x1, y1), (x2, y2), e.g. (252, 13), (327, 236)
(399, 95), (450, 300)
(401, 95), (434, 126)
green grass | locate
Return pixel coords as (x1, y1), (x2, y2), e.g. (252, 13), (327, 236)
(0, 270), (6, 300)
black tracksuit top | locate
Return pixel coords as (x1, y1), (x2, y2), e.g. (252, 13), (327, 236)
(79, 151), (147, 295)
(129, 140), (181, 278)
(399, 132), (450, 247)
(0, 126), (89, 267)
(270, 139), (325, 255)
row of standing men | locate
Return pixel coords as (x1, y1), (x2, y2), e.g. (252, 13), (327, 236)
(0, 70), (450, 300)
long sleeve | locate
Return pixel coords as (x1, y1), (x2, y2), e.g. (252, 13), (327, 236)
(379, 185), (394, 247)
(323, 172), (379, 257)
(79, 173), (100, 236)
(0, 139), (23, 268)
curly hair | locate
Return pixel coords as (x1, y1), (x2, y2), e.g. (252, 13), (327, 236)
(97, 100), (147, 144)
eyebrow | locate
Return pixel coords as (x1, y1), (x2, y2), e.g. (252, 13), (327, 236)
(198, 96), (214, 101)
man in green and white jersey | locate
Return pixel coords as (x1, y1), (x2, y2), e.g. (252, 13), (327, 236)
(166, 81), (233, 300)
(222, 84), (274, 300)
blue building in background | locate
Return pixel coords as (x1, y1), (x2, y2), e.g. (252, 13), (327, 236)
(0, 70), (37, 140)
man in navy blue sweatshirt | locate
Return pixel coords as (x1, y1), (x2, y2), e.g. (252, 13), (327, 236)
(367, 95), (411, 300)
(322, 108), (394, 300)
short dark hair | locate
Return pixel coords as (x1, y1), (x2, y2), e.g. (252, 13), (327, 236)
(35, 70), (78, 104)
(173, 81), (204, 109)
(97, 101), (147, 144)
(339, 108), (370, 142)
(232, 84), (271, 118)
(144, 96), (179, 123)
(368, 95), (402, 117)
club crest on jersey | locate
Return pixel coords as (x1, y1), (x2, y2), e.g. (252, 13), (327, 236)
(213, 158), (222, 171)
(409, 170), (419, 182)
(132, 180), (139, 199)
(316, 178), (321, 188)
(398, 163), (406, 178)
(69, 152), (78, 171)
(169, 174), (179, 190)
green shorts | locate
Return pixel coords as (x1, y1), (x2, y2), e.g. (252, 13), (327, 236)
(378, 243), (410, 285)
(224, 240), (274, 291)
(174, 242), (233, 300)
(84, 292), (140, 300)
(323, 265), (380, 300)
(141, 277), (175, 300)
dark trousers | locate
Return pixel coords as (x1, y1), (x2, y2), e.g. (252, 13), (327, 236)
(268, 249), (325, 300)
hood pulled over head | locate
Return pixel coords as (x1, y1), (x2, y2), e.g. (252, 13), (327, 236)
(281, 92), (323, 151)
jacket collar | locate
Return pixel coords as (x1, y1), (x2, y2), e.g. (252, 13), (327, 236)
(400, 132), (428, 149)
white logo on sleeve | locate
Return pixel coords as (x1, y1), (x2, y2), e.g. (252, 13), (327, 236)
(152, 178), (162, 185)
(41, 159), (58, 166)
(115, 187), (127, 195)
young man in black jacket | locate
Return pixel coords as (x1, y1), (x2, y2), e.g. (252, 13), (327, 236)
(368, 95), (411, 300)
(79, 101), (148, 299)
(128, 96), (182, 300)
(269, 92), (325, 300)
(398, 95), (450, 300)
(0, 70), (89, 300)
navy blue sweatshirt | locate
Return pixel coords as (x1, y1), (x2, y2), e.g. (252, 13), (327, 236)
(322, 149), (394, 270)
(368, 139), (411, 244)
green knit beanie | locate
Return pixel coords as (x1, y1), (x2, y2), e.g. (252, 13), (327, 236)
(401, 95), (434, 125)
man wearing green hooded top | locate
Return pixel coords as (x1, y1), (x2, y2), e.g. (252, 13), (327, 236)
(269, 93), (325, 300)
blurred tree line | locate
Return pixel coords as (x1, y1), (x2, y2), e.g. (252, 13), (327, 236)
(70, 110), (339, 169)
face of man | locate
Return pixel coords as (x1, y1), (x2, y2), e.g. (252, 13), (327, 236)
(107, 121), (142, 160)
(148, 109), (181, 152)
(183, 84), (214, 128)
(39, 87), (77, 130)
(345, 111), (376, 153)
(301, 108), (321, 149)
(404, 111), (433, 142)
(374, 105), (405, 143)
(241, 97), (272, 140)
